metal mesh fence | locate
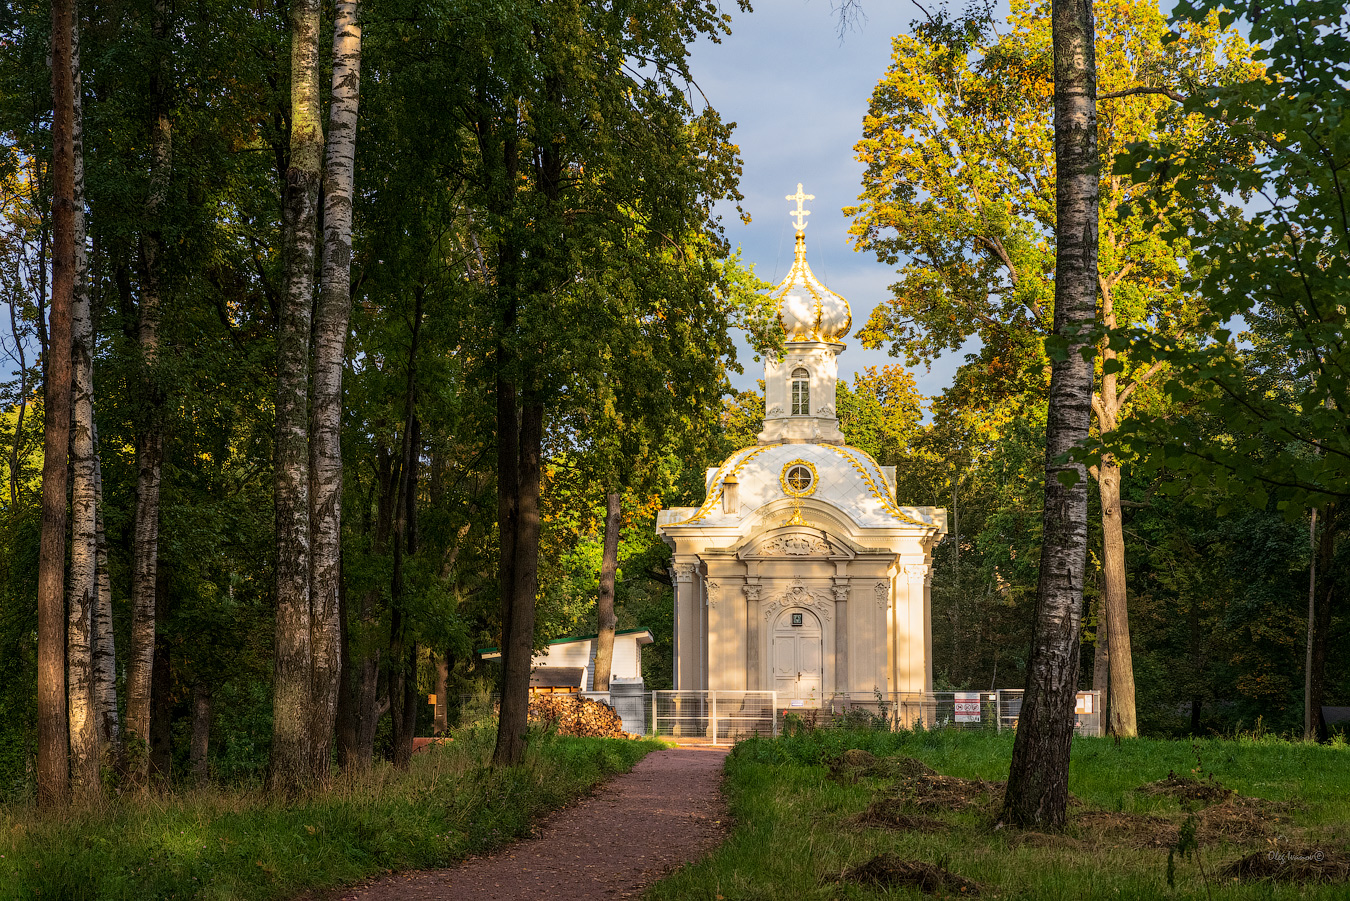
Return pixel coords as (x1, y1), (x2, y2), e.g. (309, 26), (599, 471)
(649, 691), (779, 743)
(456, 688), (1103, 740)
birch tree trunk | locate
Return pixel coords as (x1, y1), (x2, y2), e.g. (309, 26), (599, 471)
(92, 425), (119, 749)
(592, 492), (621, 692)
(39, 0), (78, 805)
(125, 0), (172, 786)
(1000, 0), (1097, 831)
(269, 0), (323, 794)
(307, 0), (361, 782)
(67, 23), (99, 793)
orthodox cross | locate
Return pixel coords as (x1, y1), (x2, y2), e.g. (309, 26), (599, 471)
(787, 183), (814, 234)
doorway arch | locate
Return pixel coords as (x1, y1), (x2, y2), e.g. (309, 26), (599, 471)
(771, 607), (823, 704)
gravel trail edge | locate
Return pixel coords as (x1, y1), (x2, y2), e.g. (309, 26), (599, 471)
(329, 745), (729, 901)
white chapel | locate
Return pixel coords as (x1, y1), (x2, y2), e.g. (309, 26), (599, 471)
(657, 185), (948, 705)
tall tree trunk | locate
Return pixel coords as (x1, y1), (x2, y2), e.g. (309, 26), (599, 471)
(1096, 374), (1137, 737)
(38, 0), (79, 807)
(269, 0), (324, 794)
(125, 0), (172, 787)
(149, 565), (173, 782)
(1091, 584), (1108, 709)
(352, 446), (394, 768)
(66, 15), (99, 799)
(306, 0), (361, 784)
(7, 279), (31, 510)
(335, 551), (357, 769)
(1000, 0), (1097, 832)
(389, 295), (422, 771)
(92, 425), (119, 749)
(434, 649), (449, 735)
(190, 684), (212, 783)
(1307, 504), (1336, 740)
(592, 492), (621, 692)
(494, 401), (543, 768)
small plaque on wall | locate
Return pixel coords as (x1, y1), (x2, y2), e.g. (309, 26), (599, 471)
(791, 613), (804, 627)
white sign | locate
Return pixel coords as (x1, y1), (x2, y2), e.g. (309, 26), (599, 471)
(955, 692), (981, 722)
(1075, 692), (1093, 714)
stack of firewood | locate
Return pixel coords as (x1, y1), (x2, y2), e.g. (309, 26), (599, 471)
(528, 694), (632, 738)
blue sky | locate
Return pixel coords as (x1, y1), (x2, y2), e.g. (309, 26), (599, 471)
(688, 0), (977, 399)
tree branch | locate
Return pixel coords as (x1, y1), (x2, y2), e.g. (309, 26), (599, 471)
(1098, 86), (1186, 103)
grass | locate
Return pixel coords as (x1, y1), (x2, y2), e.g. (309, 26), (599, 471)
(0, 723), (660, 900)
(647, 728), (1350, 900)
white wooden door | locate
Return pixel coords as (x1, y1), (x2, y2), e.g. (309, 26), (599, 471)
(772, 608), (823, 703)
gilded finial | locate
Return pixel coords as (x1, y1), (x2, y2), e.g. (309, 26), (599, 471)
(787, 183), (814, 235)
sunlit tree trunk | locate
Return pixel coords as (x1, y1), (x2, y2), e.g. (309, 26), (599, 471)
(92, 425), (119, 750)
(269, 0), (323, 794)
(592, 492), (621, 691)
(38, 0), (78, 806)
(1094, 314), (1136, 738)
(125, 0), (172, 786)
(1000, 0), (1097, 831)
(66, 22), (99, 794)
(307, 0), (361, 782)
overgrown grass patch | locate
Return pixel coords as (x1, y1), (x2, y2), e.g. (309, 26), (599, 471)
(0, 723), (659, 900)
(648, 728), (1350, 899)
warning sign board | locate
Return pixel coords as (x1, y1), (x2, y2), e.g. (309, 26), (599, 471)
(955, 692), (982, 722)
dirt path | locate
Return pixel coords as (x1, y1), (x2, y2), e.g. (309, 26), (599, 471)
(330, 746), (729, 901)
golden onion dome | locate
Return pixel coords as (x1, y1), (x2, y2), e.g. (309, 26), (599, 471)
(774, 184), (851, 343)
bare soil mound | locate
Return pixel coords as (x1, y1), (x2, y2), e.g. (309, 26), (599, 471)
(1136, 771), (1235, 804)
(1218, 849), (1350, 885)
(828, 749), (878, 773)
(888, 771), (1006, 812)
(868, 755), (940, 780)
(843, 853), (983, 895)
(1197, 798), (1285, 844)
(527, 694), (632, 739)
(854, 801), (951, 833)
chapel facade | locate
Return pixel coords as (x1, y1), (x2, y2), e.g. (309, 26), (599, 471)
(656, 185), (947, 704)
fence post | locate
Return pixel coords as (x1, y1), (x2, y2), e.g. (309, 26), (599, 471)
(710, 691), (719, 745)
(996, 690), (1002, 733)
(771, 691), (778, 737)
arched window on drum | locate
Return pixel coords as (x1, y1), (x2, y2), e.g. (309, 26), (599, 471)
(790, 368), (810, 415)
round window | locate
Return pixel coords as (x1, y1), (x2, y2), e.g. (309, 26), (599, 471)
(786, 464), (813, 494)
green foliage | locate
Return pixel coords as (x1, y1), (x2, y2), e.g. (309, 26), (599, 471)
(0, 728), (658, 900)
(1106, 0), (1350, 512)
